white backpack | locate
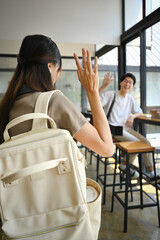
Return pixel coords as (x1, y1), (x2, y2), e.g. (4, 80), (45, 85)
(0, 90), (101, 240)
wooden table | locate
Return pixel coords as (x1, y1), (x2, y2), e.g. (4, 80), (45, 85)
(81, 112), (160, 137)
(134, 114), (160, 136)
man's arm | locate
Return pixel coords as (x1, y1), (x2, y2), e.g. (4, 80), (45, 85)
(125, 112), (143, 128)
(99, 72), (114, 94)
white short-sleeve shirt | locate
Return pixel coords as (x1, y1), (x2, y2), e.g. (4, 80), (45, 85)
(100, 90), (143, 127)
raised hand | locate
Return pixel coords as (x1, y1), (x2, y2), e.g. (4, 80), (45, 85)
(74, 49), (114, 157)
(99, 72), (114, 94)
(74, 48), (99, 93)
(102, 72), (114, 88)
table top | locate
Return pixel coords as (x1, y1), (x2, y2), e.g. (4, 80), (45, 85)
(136, 114), (160, 125)
(82, 112), (160, 126)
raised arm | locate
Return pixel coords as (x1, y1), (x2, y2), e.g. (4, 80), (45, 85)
(73, 49), (114, 157)
(99, 72), (114, 94)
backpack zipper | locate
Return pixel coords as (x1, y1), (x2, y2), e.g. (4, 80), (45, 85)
(3, 214), (87, 239)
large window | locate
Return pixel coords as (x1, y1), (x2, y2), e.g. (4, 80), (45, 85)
(146, 0), (160, 16)
(0, 56), (16, 100)
(0, 56), (82, 110)
(0, 72), (13, 99)
(126, 38), (141, 105)
(125, 0), (160, 31)
(146, 21), (160, 136)
(146, 22), (160, 111)
(98, 47), (118, 92)
(122, 1), (160, 140)
(125, 0), (142, 31)
(56, 58), (82, 110)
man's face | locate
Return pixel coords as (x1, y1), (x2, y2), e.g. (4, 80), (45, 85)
(120, 77), (134, 94)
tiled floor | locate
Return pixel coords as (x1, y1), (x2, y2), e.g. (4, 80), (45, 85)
(83, 149), (160, 240)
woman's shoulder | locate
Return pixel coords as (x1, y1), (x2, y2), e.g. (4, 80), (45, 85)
(16, 90), (73, 111)
(49, 90), (84, 118)
(9, 92), (41, 125)
(49, 90), (73, 107)
(48, 90), (87, 136)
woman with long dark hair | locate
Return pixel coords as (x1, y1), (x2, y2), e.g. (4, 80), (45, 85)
(0, 34), (114, 157)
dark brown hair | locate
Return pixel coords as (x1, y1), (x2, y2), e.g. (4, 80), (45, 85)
(0, 34), (62, 143)
(120, 73), (136, 85)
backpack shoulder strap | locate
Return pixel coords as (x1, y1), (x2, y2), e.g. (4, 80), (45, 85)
(34, 90), (61, 114)
(32, 90), (62, 130)
(107, 92), (116, 120)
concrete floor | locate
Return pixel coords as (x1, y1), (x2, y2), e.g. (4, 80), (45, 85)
(83, 149), (160, 240)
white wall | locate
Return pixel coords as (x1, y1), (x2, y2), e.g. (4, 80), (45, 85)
(0, 39), (96, 57)
(0, 0), (122, 56)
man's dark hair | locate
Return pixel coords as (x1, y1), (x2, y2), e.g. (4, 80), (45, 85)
(120, 73), (136, 85)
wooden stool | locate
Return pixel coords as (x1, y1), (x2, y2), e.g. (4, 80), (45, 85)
(111, 141), (160, 232)
(96, 138), (121, 205)
(88, 149), (96, 165)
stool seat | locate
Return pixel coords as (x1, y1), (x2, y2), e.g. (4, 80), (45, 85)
(116, 141), (155, 153)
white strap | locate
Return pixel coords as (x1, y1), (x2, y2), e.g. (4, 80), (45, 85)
(3, 113), (56, 142)
(34, 90), (60, 114)
(32, 90), (61, 130)
(1, 158), (68, 184)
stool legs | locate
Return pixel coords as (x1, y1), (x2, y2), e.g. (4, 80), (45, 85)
(96, 155), (100, 182)
(85, 147), (88, 159)
(111, 148), (118, 212)
(138, 154), (143, 208)
(97, 156), (110, 205)
(112, 148), (160, 233)
(124, 153), (130, 232)
(97, 153), (117, 205)
(152, 151), (160, 227)
(90, 150), (93, 164)
(103, 158), (107, 205)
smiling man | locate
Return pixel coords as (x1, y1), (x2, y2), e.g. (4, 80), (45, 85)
(99, 72), (160, 181)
